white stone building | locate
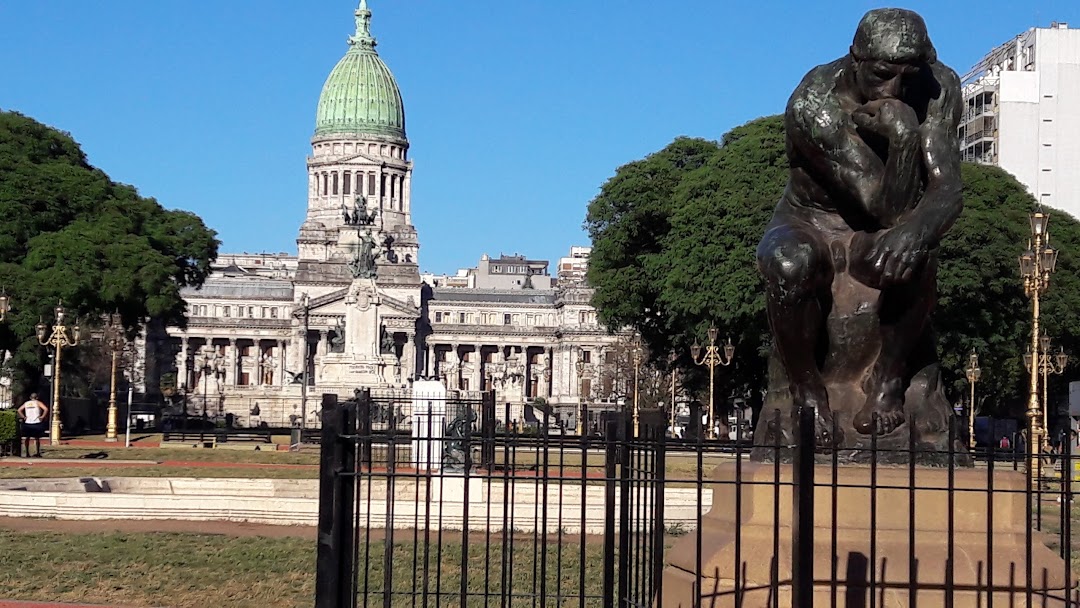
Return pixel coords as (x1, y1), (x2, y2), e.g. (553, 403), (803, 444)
(145, 1), (620, 429)
(960, 22), (1080, 217)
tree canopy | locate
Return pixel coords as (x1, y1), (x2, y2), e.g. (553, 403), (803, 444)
(586, 115), (1080, 417)
(0, 111), (219, 393)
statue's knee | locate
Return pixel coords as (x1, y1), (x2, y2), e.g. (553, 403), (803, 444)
(758, 242), (824, 304)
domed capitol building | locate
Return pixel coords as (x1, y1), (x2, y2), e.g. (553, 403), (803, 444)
(141, 1), (620, 429)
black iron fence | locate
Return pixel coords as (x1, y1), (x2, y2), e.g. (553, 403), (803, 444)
(316, 392), (1079, 607)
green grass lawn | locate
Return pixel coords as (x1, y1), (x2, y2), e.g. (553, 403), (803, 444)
(0, 465), (317, 480)
(0, 528), (618, 608)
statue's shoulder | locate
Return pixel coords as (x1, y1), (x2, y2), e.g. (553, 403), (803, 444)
(785, 58), (847, 139)
(924, 61), (962, 126)
(929, 61), (961, 93)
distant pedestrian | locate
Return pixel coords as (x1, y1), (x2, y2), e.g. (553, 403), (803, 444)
(17, 393), (48, 458)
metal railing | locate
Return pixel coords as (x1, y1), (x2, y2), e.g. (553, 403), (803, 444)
(315, 396), (1079, 607)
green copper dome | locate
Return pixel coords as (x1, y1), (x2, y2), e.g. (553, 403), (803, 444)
(314, 1), (406, 140)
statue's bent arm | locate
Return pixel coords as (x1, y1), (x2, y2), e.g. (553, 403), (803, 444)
(907, 66), (964, 243)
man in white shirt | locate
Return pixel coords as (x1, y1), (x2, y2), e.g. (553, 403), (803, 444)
(17, 393), (49, 458)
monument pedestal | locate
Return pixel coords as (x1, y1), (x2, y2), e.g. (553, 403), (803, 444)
(661, 463), (1073, 607)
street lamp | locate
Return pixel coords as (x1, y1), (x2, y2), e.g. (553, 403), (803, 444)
(102, 316), (125, 442)
(575, 350), (591, 436)
(299, 293), (310, 429)
(0, 289), (10, 322)
(631, 334), (644, 437)
(1019, 208), (1059, 473)
(669, 351), (679, 432)
(1024, 334), (1068, 451)
(194, 346), (214, 443)
(35, 301), (81, 446)
(690, 326), (735, 440)
(964, 348), (981, 450)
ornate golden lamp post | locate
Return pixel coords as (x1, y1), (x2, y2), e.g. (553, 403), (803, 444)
(631, 335), (643, 437)
(963, 348), (981, 450)
(1018, 209), (1058, 473)
(0, 290), (10, 322)
(36, 301), (81, 446)
(690, 326), (734, 439)
(1024, 334), (1068, 449)
(102, 317), (125, 442)
(669, 351), (679, 432)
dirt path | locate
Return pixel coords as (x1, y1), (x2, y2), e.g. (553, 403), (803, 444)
(0, 516), (315, 539)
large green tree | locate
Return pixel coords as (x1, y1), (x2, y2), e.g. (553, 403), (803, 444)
(0, 111), (219, 394)
(586, 115), (1080, 417)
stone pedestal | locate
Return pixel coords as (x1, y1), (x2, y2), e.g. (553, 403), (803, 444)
(661, 463), (1073, 607)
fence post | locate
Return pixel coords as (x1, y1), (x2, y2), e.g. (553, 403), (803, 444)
(481, 390), (496, 468)
(315, 393), (343, 608)
(357, 388), (372, 468)
(791, 403), (816, 608)
(602, 418), (619, 608)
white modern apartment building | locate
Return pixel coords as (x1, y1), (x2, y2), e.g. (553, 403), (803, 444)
(960, 22), (1080, 217)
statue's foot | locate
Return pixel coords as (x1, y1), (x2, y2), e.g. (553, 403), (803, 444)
(791, 384), (841, 447)
(853, 389), (905, 436)
(815, 409), (844, 448)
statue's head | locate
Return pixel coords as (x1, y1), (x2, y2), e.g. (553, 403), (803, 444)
(849, 8), (936, 101)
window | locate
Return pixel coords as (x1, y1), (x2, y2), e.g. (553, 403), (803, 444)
(262, 307), (269, 318)
(581, 378), (592, 397)
(503, 313), (511, 325)
(581, 350), (592, 363)
(380, 174), (387, 198)
(270, 308), (278, 319)
(322, 173), (329, 195)
(459, 312), (467, 323)
(435, 311), (444, 323)
(356, 172), (364, 196)
(368, 173), (376, 195)
(223, 306), (231, 318)
(332, 172), (339, 195)
(343, 171), (351, 195)
(579, 311), (589, 324)
(248, 306), (255, 318)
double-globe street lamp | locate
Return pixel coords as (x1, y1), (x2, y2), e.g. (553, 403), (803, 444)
(690, 326), (735, 440)
(102, 316), (125, 442)
(964, 348), (981, 451)
(631, 335), (643, 437)
(575, 350), (593, 436)
(36, 301), (81, 446)
(194, 345), (225, 443)
(1024, 333), (1068, 452)
(1019, 209), (1059, 473)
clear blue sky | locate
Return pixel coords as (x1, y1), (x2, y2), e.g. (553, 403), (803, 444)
(2, 1), (1077, 274)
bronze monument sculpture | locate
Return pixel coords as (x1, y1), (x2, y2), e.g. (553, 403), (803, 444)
(753, 8), (965, 459)
(662, 11), (1070, 605)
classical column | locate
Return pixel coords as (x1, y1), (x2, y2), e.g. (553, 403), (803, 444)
(548, 347), (557, 399)
(179, 337), (190, 388)
(376, 169), (384, 208)
(449, 343), (460, 389)
(277, 340), (286, 386)
(401, 330), (415, 382)
(403, 171), (413, 220)
(226, 338), (236, 386)
(319, 331), (329, 356)
(472, 344), (483, 392)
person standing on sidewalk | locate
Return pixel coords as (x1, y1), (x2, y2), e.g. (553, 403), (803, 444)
(17, 393), (48, 458)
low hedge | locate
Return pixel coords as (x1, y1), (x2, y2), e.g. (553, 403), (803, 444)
(0, 409), (16, 443)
